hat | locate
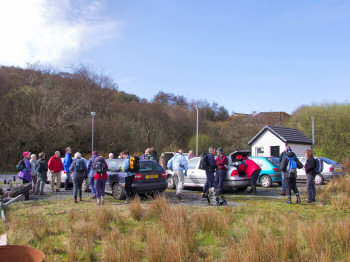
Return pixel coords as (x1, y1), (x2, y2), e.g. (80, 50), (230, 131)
(92, 151), (98, 156)
(23, 151), (30, 157)
(217, 147), (223, 154)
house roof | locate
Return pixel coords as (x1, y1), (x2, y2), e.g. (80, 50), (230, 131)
(248, 125), (313, 145)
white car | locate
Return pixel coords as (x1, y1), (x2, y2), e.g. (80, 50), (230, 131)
(297, 157), (345, 185)
(166, 151), (250, 191)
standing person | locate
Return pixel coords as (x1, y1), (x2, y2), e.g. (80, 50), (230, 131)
(30, 154), (39, 191)
(159, 153), (167, 170)
(122, 150), (137, 204)
(69, 152), (88, 203)
(35, 152), (48, 195)
(141, 148), (154, 160)
(48, 151), (63, 192)
(167, 149), (188, 201)
(279, 145), (296, 196)
(215, 147), (228, 197)
(304, 150), (317, 203)
(280, 149), (303, 204)
(17, 151), (32, 184)
(201, 147), (216, 200)
(63, 147), (72, 190)
(188, 150), (195, 160)
(108, 153), (115, 159)
(87, 151), (99, 199)
(238, 156), (261, 195)
(150, 148), (158, 161)
(93, 156), (108, 205)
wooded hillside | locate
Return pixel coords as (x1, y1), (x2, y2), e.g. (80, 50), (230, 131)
(0, 65), (348, 171)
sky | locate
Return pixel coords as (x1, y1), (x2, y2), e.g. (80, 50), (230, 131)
(0, 0), (349, 114)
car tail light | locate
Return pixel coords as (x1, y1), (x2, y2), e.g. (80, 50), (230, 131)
(273, 168), (280, 172)
(161, 172), (167, 178)
(134, 174), (143, 180)
(330, 167), (334, 172)
(231, 170), (239, 176)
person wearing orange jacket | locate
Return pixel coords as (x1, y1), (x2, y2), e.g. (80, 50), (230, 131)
(238, 156), (261, 195)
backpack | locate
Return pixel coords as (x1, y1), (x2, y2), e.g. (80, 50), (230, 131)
(286, 156), (298, 174)
(129, 156), (140, 172)
(315, 158), (323, 174)
(92, 157), (107, 174)
(199, 153), (210, 170)
(74, 159), (86, 173)
(16, 160), (25, 172)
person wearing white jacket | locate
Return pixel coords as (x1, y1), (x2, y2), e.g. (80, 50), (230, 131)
(167, 149), (188, 201)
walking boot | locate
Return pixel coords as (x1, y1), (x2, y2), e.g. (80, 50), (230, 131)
(280, 191), (286, 196)
(124, 196), (130, 204)
(285, 195), (292, 204)
(90, 194), (96, 199)
(101, 197), (104, 205)
(80, 196), (82, 201)
(97, 198), (101, 206)
(176, 193), (182, 201)
(296, 194), (301, 204)
(74, 198), (78, 204)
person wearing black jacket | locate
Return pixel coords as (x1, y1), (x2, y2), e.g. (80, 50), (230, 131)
(280, 149), (303, 204)
(201, 147), (217, 201)
(304, 149), (317, 203)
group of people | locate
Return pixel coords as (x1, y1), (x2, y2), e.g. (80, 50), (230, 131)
(16, 143), (318, 205)
(16, 147), (137, 205)
(279, 145), (317, 204)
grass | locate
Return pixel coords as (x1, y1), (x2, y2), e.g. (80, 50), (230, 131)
(0, 178), (350, 261)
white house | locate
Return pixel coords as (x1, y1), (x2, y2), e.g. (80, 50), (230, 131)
(248, 126), (313, 157)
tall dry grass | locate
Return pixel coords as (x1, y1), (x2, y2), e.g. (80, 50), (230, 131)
(318, 176), (350, 209)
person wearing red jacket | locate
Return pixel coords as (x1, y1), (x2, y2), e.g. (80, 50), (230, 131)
(215, 147), (228, 196)
(48, 151), (63, 192)
(238, 156), (261, 194)
(93, 156), (108, 205)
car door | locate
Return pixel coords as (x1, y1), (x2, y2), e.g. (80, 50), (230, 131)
(297, 157), (307, 180)
(186, 157), (201, 186)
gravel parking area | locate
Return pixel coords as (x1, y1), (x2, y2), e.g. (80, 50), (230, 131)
(1, 173), (325, 205)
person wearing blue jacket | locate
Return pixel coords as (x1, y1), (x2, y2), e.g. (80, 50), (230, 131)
(87, 150), (98, 198)
(167, 149), (188, 201)
(63, 147), (72, 190)
(122, 150), (135, 204)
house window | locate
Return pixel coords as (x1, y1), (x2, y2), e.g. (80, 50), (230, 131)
(270, 146), (280, 157)
(256, 147), (264, 156)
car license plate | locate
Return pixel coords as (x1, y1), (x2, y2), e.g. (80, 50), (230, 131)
(335, 168), (342, 172)
(145, 174), (158, 179)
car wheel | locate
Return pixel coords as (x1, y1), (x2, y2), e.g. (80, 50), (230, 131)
(112, 183), (125, 200)
(82, 178), (89, 192)
(315, 174), (324, 185)
(260, 175), (272, 188)
(167, 175), (176, 189)
(236, 186), (248, 192)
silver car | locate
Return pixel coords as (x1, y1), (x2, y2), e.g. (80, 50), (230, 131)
(167, 151), (250, 191)
(297, 156), (345, 185)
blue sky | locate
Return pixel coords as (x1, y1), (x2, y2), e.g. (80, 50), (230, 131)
(1, 0), (349, 114)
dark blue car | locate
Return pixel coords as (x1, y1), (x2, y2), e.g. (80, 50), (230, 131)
(105, 159), (168, 199)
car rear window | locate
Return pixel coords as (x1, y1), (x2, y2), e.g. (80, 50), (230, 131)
(319, 157), (339, 165)
(266, 157), (280, 167)
(106, 159), (124, 171)
(140, 161), (163, 172)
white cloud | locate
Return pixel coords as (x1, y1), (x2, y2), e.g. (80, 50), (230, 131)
(0, 0), (119, 66)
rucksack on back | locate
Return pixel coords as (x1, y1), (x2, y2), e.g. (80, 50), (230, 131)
(93, 157), (107, 174)
(129, 156), (140, 172)
(199, 153), (210, 170)
(315, 158), (323, 174)
(75, 159), (86, 173)
(287, 156), (298, 174)
(16, 160), (25, 172)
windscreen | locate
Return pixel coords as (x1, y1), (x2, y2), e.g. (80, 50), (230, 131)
(140, 161), (163, 172)
(106, 159), (124, 171)
(319, 157), (338, 165)
(266, 157), (280, 167)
